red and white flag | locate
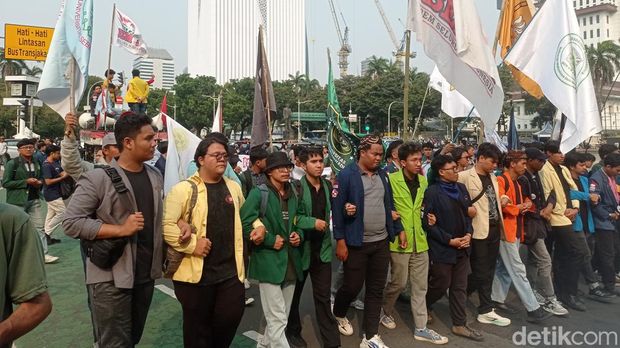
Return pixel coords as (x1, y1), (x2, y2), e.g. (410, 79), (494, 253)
(407, 0), (503, 129)
(115, 8), (148, 56)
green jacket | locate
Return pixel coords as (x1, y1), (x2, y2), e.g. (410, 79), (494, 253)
(388, 170), (429, 253)
(240, 183), (304, 284)
(295, 177), (333, 270)
(1, 156), (43, 207)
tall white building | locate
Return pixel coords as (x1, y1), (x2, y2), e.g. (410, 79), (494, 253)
(187, 0), (306, 84)
(133, 48), (176, 90)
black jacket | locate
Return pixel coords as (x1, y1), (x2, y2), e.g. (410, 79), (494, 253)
(422, 182), (473, 264)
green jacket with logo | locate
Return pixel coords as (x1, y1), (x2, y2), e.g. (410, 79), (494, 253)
(388, 170), (429, 253)
(240, 183), (304, 284)
(2, 156), (43, 207)
(295, 177), (333, 270)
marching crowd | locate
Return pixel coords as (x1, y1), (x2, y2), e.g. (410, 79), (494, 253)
(2, 112), (620, 348)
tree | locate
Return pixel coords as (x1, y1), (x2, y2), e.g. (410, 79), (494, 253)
(587, 40), (620, 108)
(0, 48), (27, 78)
(222, 77), (254, 139)
(173, 74), (219, 132)
(23, 65), (42, 77)
(364, 55), (390, 79)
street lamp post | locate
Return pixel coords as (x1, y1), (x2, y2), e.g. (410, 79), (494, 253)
(388, 100), (403, 136)
(297, 99), (311, 142)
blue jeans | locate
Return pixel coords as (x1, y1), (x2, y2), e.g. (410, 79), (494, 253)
(24, 199), (47, 254)
(492, 239), (540, 312)
(128, 103), (147, 114)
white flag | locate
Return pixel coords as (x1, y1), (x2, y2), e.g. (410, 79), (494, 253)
(37, 0), (93, 118)
(429, 66), (480, 119)
(505, 0), (601, 153)
(407, 0), (503, 129)
(211, 96), (223, 133)
(115, 8), (148, 56)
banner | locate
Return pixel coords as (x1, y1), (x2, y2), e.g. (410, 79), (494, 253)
(115, 8), (148, 56)
(407, 0), (504, 129)
(505, 0), (601, 153)
(37, 0), (93, 118)
(326, 51), (359, 174)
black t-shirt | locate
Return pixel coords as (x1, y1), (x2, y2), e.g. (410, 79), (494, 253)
(478, 173), (500, 226)
(307, 178), (327, 247)
(199, 180), (237, 285)
(123, 168), (154, 285)
(42, 160), (63, 201)
(405, 173), (420, 204)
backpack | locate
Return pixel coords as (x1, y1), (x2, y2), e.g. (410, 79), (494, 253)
(163, 179), (198, 278)
(257, 181), (303, 218)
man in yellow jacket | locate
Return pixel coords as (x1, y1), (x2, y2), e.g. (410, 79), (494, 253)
(126, 69), (149, 114)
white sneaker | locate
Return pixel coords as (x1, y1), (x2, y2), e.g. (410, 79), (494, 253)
(533, 289), (546, 305)
(379, 309), (396, 329)
(351, 299), (365, 310)
(477, 309), (511, 327)
(360, 334), (389, 348)
(44, 254), (59, 264)
(543, 297), (569, 316)
(335, 315), (354, 336)
(414, 328), (449, 345)
(244, 297), (254, 306)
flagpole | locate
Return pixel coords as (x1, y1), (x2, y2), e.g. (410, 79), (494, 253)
(452, 106), (476, 143)
(106, 3), (116, 82)
(402, 30), (411, 140)
(411, 84), (431, 139)
(65, 58), (77, 138)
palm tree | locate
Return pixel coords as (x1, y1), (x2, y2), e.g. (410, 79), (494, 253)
(0, 47), (27, 78)
(288, 71), (306, 95)
(24, 65), (43, 77)
(587, 40), (620, 108)
(364, 55), (390, 79)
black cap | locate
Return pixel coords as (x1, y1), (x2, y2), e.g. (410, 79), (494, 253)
(265, 152), (293, 172)
(525, 147), (547, 161)
(16, 138), (35, 148)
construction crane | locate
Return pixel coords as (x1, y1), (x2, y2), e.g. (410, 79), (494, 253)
(373, 0), (413, 67)
(328, 0), (351, 77)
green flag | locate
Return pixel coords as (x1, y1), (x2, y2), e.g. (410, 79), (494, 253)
(326, 51), (359, 174)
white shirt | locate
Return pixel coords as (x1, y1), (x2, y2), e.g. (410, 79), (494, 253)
(0, 142), (7, 156)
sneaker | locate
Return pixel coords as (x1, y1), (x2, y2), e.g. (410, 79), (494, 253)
(615, 273), (620, 284)
(360, 334), (388, 348)
(285, 331), (308, 348)
(542, 297), (569, 316)
(588, 286), (616, 303)
(244, 279), (251, 289)
(477, 309), (511, 327)
(380, 310), (396, 330)
(351, 299), (365, 310)
(559, 295), (586, 312)
(414, 327), (449, 345)
(533, 290), (546, 305)
(46, 235), (61, 245)
(527, 307), (553, 324)
(451, 325), (484, 342)
(492, 301), (518, 314)
(335, 315), (354, 336)
(244, 297), (254, 306)
(44, 254), (59, 264)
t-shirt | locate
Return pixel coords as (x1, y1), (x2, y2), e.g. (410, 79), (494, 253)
(42, 160), (63, 202)
(361, 172), (388, 243)
(122, 168), (154, 285)
(307, 177), (327, 248)
(478, 173), (500, 226)
(0, 203), (47, 348)
(199, 180), (237, 285)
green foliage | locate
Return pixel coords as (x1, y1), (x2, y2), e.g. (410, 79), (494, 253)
(587, 40), (620, 107)
(173, 74), (219, 132)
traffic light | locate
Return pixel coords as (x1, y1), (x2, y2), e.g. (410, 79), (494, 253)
(364, 116), (371, 133)
(117, 72), (125, 85)
(17, 99), (29, 119)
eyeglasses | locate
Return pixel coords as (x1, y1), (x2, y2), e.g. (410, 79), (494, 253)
(440, 166), (458, 173)
(205, 152), (229, 161)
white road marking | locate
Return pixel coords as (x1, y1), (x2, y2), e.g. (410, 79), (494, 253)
(242, 330), (262, 343)
(155, 284), (176, 299)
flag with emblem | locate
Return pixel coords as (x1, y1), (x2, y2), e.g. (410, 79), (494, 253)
(326, 50), (359, 174)
(496, 0), (543, 98)
(504, 0), (601, 153)
(407, 0), (504, 130)
(429, 66), (480, 118)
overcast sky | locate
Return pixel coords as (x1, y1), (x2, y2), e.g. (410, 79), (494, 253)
(1, 0), (501, 84)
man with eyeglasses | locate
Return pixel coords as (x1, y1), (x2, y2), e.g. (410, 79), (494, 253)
(2, 138), (58, 263)
(331, 134), (403, 348)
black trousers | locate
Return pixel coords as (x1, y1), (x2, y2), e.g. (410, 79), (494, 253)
(427, 254), (471, 327)
(595, 229), (620, 291)
(581, 232), (599, 285)
(287, 247), (341, 348)
(551, 225), (589, 298)
(87, 280), (154, 347)
(333, 239), (390, 338)
(467, 231), (500, 315)
(174, 277), (245, 348)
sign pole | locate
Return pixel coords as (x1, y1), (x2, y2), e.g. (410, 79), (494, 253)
(106, 4), (116, 82)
